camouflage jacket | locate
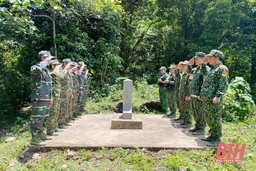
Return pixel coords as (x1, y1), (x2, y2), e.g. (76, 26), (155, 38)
(158, 73), (169, 87)
(30, 63), (52, 101)
(71, 72), (80, 94)
(179, 66), (192, 98)
(200, 63), (229, 99)
(58, 66), (73, 96)
(174, 69), (181, 94)
(189, 64), (210, 96)
(179, 72), (190, 98)
(50, 68), (62, 98)
(166, 72), (175, 90)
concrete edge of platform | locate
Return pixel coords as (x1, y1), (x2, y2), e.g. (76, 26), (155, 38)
(36, 145), (214, 152)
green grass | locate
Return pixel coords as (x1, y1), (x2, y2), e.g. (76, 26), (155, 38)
(1, 83), (256, 170)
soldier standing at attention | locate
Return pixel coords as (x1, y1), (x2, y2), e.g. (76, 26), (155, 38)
(200, 49), (229, 147)
(178, 61), (192, 128)
(187, 52), (210, 135)
(165, 64), (177, 117)
(173, 62), (182, 122)
(45, 60), (62, 136)
(158, 66), (169, 115)
(30, 51), (54, 146)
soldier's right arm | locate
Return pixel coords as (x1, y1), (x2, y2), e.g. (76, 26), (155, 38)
(30, 65), (43, 76)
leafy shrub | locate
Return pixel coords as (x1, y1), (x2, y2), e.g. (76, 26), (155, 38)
(223, 77), (255, 121)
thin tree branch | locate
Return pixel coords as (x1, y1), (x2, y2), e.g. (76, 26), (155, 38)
(30, 14), (53, 22)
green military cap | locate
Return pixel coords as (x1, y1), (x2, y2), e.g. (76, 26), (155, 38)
(193, 52), (206, 58)
(78, 61), (84, 66)
(206, 49), (225, 59)
(70, 62), (76, 66)
(168, 64), (176, 69)
(159, 66), (167, 70)
(180, 60), (189, 65)
(62, 58), (72, 63)
(50, 60), (61, 65)
(38, 51), (55, 60)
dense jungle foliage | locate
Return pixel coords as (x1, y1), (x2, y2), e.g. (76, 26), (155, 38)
(1, 0), (256, 123)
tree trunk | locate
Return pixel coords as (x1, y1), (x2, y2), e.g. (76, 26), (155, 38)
(53, 12), (57, 58)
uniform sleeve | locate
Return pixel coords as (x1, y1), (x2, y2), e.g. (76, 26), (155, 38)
(168, 75), (175, 85)
(216, 67), (229, 98)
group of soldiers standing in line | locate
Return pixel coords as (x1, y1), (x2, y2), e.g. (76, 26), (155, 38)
(158, 49), (229, 147)
(30, 51), (89, 146)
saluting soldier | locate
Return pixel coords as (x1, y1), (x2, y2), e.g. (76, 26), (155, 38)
(200, 50), (229, 147)
(30, 51), (54, 146)
(80, 65), (89, 115)
(57, 59), (72, 129)
(76, 62), (86, 116)
(70, 62), (80, 118)
(45, 60), (62, 136)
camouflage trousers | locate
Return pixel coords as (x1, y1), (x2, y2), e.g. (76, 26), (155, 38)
(72, 91), (78, 117)
(30, 100), (50, 132)
(159, 86), (168, 114)
(179, 96), (192, 123)
(203, 98), (222, 138)
(45, 97), (61, 134)
(58, 94), (71, 124)
(167, 89), (177, 115)
(80, 86), (89, 113)
(77, 89), (86, 115)
(175, 91), (180, 109)
(191, 98), (205, 129)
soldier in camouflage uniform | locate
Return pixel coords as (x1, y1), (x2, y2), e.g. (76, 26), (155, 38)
(79, 66), (89, 115)
(165, 64), (177, 117)
(199, 50), (229, 147)
(173, 62), (182, 122)
(178, 61), (192, 128)
(58, 59), (72, 129)
(70, 62), (80, 118)
(158, 66), (169, 114)
(187, 52), (210, 135)
(77, 62), (86, 116)
(45, 60), (62, 136)
(30, 51), (54, 146)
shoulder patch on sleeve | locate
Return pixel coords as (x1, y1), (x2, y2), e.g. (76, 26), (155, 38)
(222, 69), (229, 77)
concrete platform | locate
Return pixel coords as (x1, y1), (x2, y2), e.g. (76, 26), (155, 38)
(44, 114), (209, 150)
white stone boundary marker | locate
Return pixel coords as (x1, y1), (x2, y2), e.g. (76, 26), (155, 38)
(110, 79), (142, 129)
(122, 79), (133, 119)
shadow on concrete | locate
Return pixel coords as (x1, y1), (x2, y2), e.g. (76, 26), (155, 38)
(168, 117), (209, 148)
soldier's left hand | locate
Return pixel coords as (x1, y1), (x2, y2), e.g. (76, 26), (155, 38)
(164, 79), (168, 83)
(213, 97), (220, 104)
(158, 78), (162, 82)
